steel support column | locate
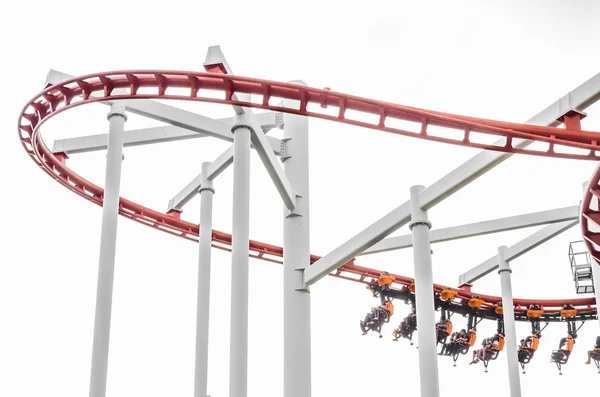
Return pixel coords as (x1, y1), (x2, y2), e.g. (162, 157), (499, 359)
(229, 122), (252, 397)
(89, 103), (127, 397)
(497, 246), (522, 397)
(593, 262), (600, 328)
(409, 185), (439, 397)
(194, 162), (214, 397)
(282, 85), (311, 397)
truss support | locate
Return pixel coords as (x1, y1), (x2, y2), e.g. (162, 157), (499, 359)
(251, 125), (296, 210)
(304, 71), (600, 287)
(51, 112), (280, 155)
(89, 103), (127, 397)
(410, 185), (440, 397)
(458, 220), (578, 286)
(361, 206), (579, 255)
(498, 246), (522, 397)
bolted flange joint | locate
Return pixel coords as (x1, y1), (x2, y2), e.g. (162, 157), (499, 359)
(107, 104), (128, 121)
(408, 219), (432, 230)
(231, 123), (254, 134)
(498, 267), (512, 275)
(198, 186), (215, 194)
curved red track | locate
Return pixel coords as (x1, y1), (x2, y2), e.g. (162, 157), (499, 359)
(18, 70), (598, 317)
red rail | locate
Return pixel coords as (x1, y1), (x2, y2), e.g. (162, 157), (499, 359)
(17, 70), (598, 313)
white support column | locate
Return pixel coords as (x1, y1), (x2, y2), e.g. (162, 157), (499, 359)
(282, 84), (311, 397)
(409, 185), (439, 397)
(497, 246), (522, 397)
(593, 262), (600, 329)
(229, 121), (252, 397)
(194, 162), (214, 397)
(89, 103), (127, 397)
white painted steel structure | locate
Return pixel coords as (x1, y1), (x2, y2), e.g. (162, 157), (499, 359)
(282, 90), (312, 397)
(361, 206), (579, 255)
(42, 47), (600, 397)
(303, 70), (600, 287)
(194, 162), (214, 397)
(229, 121), (252, 397)
(497, 246), (522, 397)
(89, 103), (127, 397)
(409, 185), (440, 397)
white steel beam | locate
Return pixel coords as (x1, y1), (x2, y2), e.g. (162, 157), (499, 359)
(53, 125), (207, 154)
(45, 70), (281, 153)
(51, 112), (280, 155)
(458, 219), (579, 286)
(167, 147), (234, 212)
(360, 206), (579, 255)
(250, 125), (296, 210)
(304, 71), (600, 287)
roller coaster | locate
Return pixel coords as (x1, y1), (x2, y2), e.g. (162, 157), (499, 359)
(17, 46), (600, 397)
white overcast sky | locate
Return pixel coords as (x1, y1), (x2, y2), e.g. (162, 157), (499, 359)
(2, 1), (600, 396)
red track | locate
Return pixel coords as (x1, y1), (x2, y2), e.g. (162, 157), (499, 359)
(17, 70), (598, 315)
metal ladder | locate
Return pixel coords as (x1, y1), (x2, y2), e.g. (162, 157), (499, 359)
(568, 241), (595, 294)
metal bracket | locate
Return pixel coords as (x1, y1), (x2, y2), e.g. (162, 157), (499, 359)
(280, 138), (292, 162)
(275, 112), (284, 129)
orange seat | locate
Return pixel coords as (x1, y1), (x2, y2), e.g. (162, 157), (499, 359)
(530, 335), (539, 351)
(468, 330), (477, 346)
(495, 305), (503, 315)
(446, 320), (453, 335)
(408, 282), (416, 293)
(565, 335), (574, 352)
(496, 334), (505, 351)
(385, 301), (394, 316)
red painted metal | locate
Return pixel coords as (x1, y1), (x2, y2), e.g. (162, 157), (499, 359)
(17, 70), (599, 314)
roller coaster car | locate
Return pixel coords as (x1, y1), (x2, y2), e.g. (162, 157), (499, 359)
(448, 330), (477, 366)
(518, 334), (539, 373)
(551, 336), (574, 375)
(393, 312), (417, 344)
(361, 308), (391, 338)
(436, 320), (453, 344)
(481, 335), (505, 373)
